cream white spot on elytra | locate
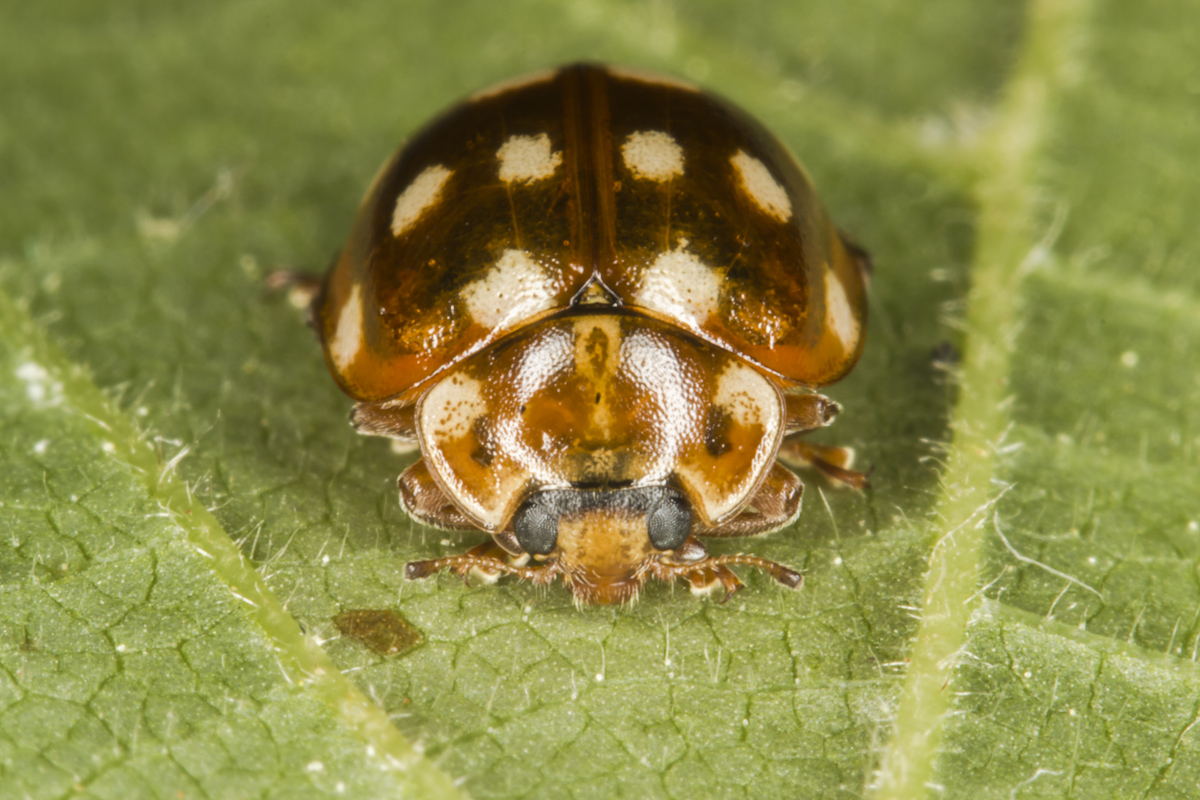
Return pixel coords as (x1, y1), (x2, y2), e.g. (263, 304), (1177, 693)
(731, 150), (792, 222)
(713, 361), (781, 430)
(824, 270), (859, 349)
(469, 68), (557, 101)
(622, 131), (684, 182)
(460, 249), (557, 329)
(330, 284), (364, 371)
(391, 165), (452, 236)
(605, 65), (699, 92)
(634, 239), (720, 329)
(497, 133), (562, 184)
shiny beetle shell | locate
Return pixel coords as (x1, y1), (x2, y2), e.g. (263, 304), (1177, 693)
(311, 64), (869, 605)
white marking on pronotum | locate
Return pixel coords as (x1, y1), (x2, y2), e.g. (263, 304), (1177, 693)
(330, 284), (364, 371)
(459, 249), (557, 329)
(622, 131), (684, 182)
(422, 373), (487, 442)
(573, 317), (622, 435)
(731, 150), (792, 222)
(677, 358), (783, 523)
(606, 65), (699, 92)
(390, 165), (452, 236)
(713, 361), (780, 430)
(572, 317), (622, 380)
(419, 371), (521, 529)
(634, 238), (720, 329)
(469, 68), (557, 101)
(497, 133), (562, 184)
(824, 271), (859, 349)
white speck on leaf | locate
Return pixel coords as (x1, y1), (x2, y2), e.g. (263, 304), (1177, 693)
(16, 362), (64, 408)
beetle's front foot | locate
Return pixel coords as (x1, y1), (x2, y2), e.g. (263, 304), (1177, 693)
(406, 555), (513, 586)
(405, 542), (557, 589)
(660, 544), (803, 601)
(685, 564), (745, 603)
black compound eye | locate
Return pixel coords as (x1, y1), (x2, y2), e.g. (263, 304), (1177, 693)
(513, 498), (559, 555)
(647, 493), (692, 551)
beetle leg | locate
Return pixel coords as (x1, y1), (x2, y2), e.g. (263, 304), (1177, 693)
(397, 460), (480, 531)
(779, 439), (870, 490)
(406, 552), (557, 585)
(784, 392), (841, 434)
(683, 564), (745, 602)
(352, 400), (418, 442)
(398, 463), (565, 588)
(704, 554), (803, 591)
(780, 393), (868, 488)
(451, 540), (507, 585)
(264, 269), (324, 330)
(701, 464), (804, 538)
(837, 231), (874, 283)
(656, 553), (797, 600)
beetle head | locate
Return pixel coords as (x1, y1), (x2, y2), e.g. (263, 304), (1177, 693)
(511, 486), (692, 605)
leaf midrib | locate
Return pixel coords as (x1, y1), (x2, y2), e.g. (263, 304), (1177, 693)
(868, 0), (1094, 796)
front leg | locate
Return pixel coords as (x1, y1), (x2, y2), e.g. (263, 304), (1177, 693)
(397, 459), (480, 531)
(701, 464), (804, 538)
(417, 539), (528, 586)
(398, 459), (541, 586)
(663, 463), (810, 599)
(654, 535), (803, 601)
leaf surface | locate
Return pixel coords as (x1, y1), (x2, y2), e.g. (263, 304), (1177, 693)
(1, 1), (1196, 798)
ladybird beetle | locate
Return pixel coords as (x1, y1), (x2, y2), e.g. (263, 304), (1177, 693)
(289, 64), (870, 605)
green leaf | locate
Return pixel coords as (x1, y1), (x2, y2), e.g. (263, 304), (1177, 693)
(1, 1), (1197, 799)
